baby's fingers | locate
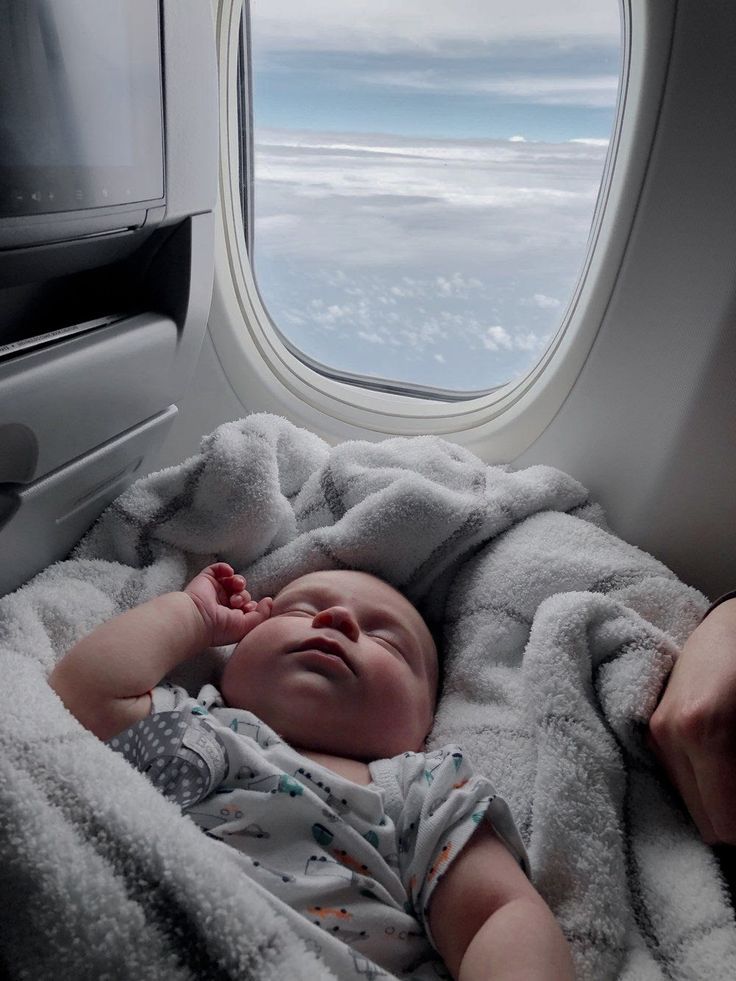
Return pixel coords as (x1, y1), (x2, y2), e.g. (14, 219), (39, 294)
(220, 573), (246, 594)
(228, 589), (253, 610)
(219, 574), (252, 611)
(208, 562), (236, 581)
(239, 597), (273, 632)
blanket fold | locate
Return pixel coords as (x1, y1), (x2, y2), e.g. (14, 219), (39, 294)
(1, 412), (732, 980)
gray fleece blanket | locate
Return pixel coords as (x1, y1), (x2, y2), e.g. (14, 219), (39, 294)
(1, 413), (734, 980)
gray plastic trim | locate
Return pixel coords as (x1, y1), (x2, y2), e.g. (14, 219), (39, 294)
(0, 313), (179, 483)
(0, 406), (177, 597)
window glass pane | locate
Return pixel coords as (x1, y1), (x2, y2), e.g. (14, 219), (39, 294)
(246, 1), (621, 395)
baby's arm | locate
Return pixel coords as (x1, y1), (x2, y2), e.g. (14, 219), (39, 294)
(428, 823), (574, 981)
(49, 563), (271, 741)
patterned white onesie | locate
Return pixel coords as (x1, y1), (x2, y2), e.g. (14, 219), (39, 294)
(109, 683), (529, 980)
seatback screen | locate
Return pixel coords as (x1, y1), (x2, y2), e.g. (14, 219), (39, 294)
(0, 0), (164, 217)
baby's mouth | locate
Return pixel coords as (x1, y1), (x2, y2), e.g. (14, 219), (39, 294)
(292, 636), (355, 674)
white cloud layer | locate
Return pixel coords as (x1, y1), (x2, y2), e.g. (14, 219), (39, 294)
(251, 128), (609, 390)
(257, 134), (602, 227)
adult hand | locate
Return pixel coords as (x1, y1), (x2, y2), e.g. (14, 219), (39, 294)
(648, 597), (736, 845)
(185, 562), (272, 647)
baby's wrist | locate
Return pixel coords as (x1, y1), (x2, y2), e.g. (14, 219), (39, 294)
(179, 591), (215, 652)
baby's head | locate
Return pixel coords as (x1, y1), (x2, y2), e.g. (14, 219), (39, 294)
(221, 569), (438, 761)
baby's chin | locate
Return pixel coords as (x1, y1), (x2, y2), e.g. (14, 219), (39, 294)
(217, 696), (426, 759)
(283, 727), (427, 761)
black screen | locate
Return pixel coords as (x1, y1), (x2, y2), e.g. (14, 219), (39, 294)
(0, 0), (164, 217)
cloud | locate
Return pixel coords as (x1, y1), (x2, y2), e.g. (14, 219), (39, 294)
(515, 332), (542, 351)
(357, 330), (386, 345)
(473, 73), (618, 108)
(252, 0), (620, 53)
(357, 69), (619, 108)
(481, 325), (513, 351)
(531, 293), (562, 309)
(436, 273), (483, 297)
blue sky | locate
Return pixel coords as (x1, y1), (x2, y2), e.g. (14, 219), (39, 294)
(253, 44), (619, 142)
(247, 0), (621, 393)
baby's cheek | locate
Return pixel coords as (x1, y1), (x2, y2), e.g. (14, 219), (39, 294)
(221, 635), (277, 711)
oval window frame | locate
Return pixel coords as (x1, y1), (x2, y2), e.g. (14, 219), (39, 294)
(209, 0), (671, 457)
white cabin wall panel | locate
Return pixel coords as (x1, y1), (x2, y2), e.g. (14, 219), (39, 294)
(517, 0), (736, 598)
(145, 331), (248, 472)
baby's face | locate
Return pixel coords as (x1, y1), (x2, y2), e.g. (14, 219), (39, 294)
(221, 570), (438, 760)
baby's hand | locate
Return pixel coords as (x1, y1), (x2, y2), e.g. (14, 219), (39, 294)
(184, 562), (272, 647)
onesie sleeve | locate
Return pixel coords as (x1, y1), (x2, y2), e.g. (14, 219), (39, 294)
(380, 746), (529, 949)
(107, 682), (228, 809)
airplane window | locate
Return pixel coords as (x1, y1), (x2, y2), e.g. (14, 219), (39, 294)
(240, 1), (622, 399)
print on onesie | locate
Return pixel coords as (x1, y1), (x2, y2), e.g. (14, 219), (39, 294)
(295, 764), (352, 816)
(225, 713), (279, 748)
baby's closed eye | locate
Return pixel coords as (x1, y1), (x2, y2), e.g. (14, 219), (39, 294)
(369, 633), (404, 655)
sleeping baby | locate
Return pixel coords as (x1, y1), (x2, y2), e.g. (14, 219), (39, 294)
(49, 562), (573, 980)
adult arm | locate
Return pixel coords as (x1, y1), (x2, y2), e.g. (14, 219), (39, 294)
(428, 823), (574, 981)
(49, 563), (271, 741)
(648, 594), (736, 845)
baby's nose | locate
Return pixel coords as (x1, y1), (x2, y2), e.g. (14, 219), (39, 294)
(311, 606), (360, 642)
